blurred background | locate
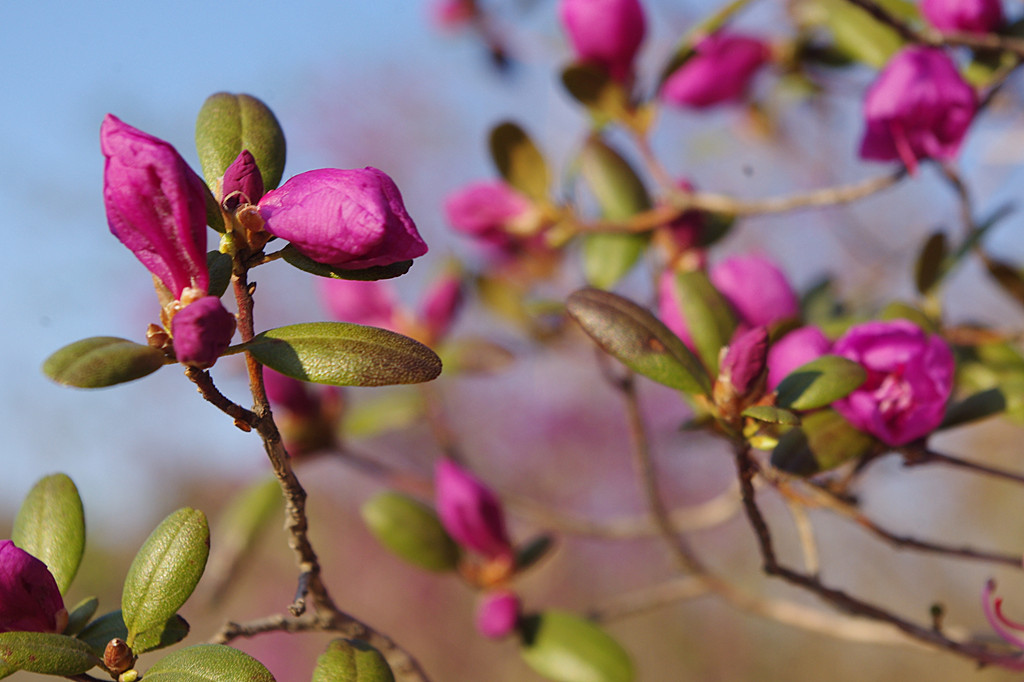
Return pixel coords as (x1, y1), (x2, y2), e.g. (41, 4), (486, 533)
(3, 1), (1024, 680)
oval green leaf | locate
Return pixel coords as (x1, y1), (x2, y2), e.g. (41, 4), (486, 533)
(207, 251), (233, 298)
(312, 639), (395, 682)
(775, 355), (867, 411)
(122, 508), (209, 648)
(196, 92), (287, 190)
(915, 231), (948, 296)
(43, 337), (168, 388)
(0, 632), (100, 678)
(280, 245), (413, 281)
(770, 409), (877, 475)
(243, 322), (442, 387)
(520, 611), (634, 682)
(489, 121), (549, 201)
(64, 596), (98, 636)
(815, 0), (904, 67)
(12, 473), (85, 595)
(579, 136), (651, 221)
(582, 233), (648, 290)
(566, 288), (711, 396)
(939, 387), (1007, 430)
(515, 534), (555, 573)
(670, 270), (736, 376)
(77, 610), (189, 657)
(742, 405), (800, 426)
(143, 644), (275, 682)
(360, 492), (460, 572)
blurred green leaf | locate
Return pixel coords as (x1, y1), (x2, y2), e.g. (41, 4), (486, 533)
(579, 136), (651, 221)
(196, 92), (287, 190)
(582, 233), (648, 290)
(520, 611), (634, 682)
(771, 408), (876, 475)
(984, 257), (1024, 309)
(280, 245), (413, 281)
(489, 121), (549, 202)
(672, 270), (736, 376)
(879, 302), (935, 331)
(344, 390), (425, 439)
(244, 322), (442, 387)
(143, 644), (275, 682)
(361, 492), (460, 572)
(813, 0), (905, 67)
(566, 288), (711, 396)
(939, 388), (1006, 430)
(437, 337), (516, 375)
(64, 596), (98, 637)
(122, 508), (209, 649)
(312, 639), (395, 682)
(775, 355), (866, 411)
(915, 231), (947, 296)
(742, 405), (800, 425)
(515, 535), (555, 573)
(207, 251), (232, 298)
(12, 473), (85, 595)
(43, 337), (168, 388)
(0, 632), (99, 679)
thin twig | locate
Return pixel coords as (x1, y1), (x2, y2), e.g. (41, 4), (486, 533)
(906, 447), (1024, 487)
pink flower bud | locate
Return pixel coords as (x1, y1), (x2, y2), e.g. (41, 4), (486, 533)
(443, 181), (532, 247)
(435, 459), (512, 560)
(170, 296), (237, 369)
(318, 279), (399, 331)
(476, 590), (520, 639)
(558, 0), (646, 82)
(258, 167), (428, 269)
(263, 368), (320, 417)
(663, 179), (706, 253)
(767, 326), (831, 389)
(222, 150), (264, 211)
(432, 0), (476, 29)
(710, 254), (799, 328)
(101, 114), (210, 298)
(0, 541), (66, 634)
(661, 33), (770, 109)
(831, 320), (954, 446)
(922, 0), (1003, 34)
(859, 47), (977, 174)
(420, 274), (464, 342)
(718, 326), (769, 400)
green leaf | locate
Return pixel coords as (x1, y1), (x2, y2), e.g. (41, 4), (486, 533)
(939, 388), (1006, 430)
(12, 473), (85, 595)
(203, 182), (226, 233)
(515, 535), (555, 573)
(77, 610), (189, 657)
(814, 0), (905, 67)
(742, 405), (800, 425)
(582, 233), (648, 290)
(64, 596), (98, 636)
(984, 257), (1024, 309)
(195, 92), (287, 191)
(279, 244), (413, 280)
(343, 390), (426, 439)
(489, 121), (549, 202)
(915, 231), (948, 296)
(771, 409), (877, 475)
(566, 288), (711, 396)
(0, 632), (100, 679)
(775, 355), (867, 411)
(671, 270), (737, 376)
(43, 337), (168, 388)
(207, 251), (233, 298)
(561, 64), (627, 125)
(579, 136), (651, 221)
(243, 322), (442, 387)
(312, 639), (395, 682)
(122, 508), (209, 649)
(143, 644), (275, 682)
(520, 611), (634, 682)
(879, 302), (935, 331)
(361, 493), (460, 572)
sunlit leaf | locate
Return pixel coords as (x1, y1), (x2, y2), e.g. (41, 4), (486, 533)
(43, 337), (168, 388)
(361, 492), (460, 572)
(143, 644), (275, 682)
(771, 408), (877, 475)
(12, 473), (85, 595)
(312, 639), (395, 682)
(742, 405), (800, 425)
(196, 92), (287, 190)
(520, 611), (634, 682)
(775, 355), (867, 411)
(0, 632), (99, 679)
(489, 121), (549, 201)
(671, 270), (736, 376)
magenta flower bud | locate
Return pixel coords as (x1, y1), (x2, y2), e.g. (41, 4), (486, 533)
(435, 459), (512, 560)
(263, 368), (320, 417)
(170, 296), (237, 369)
(558, 0), (646, 82)
(831, 320), (954, 447)
(922, 0), (1003, 34)
(258, 167), (428, 269)
(443, 181), (532, 247)
(101, 114), (210, 298)
(711, 254), (799, 328)
(767, 326), (831, 389)
(476, 591), (520, 639)
(420, 274), (464, 342)
(718, 326), (769, 399)
(222, 149), (265, 212)
(859, 47), (977, 174)
(318, 279), (399, 331)
(663, 179), (705, 253)
(0, 541), (66, 634)
(661, 33), (770, 109)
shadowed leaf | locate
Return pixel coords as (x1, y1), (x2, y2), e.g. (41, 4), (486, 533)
(43, 337), (168, 388)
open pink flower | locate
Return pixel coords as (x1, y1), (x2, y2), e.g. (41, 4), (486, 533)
(661, 33), (770, 108)
(435, 459), (512, 560)
(768, 326), (832, 389)
(0, 541), (67, 634)
(258, 167), (428, 269)
(558, 0), (646, 82)
(922, 0), (1003, 34)
(831, 320), (954, 446)
(859, 47), (977, 174)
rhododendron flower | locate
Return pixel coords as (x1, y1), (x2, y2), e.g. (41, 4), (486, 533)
(443, 181), (533, 247)
(661, 33), (770, 108)
(558, 0), (646, 82)
(170, 295), (238, 369)
(435, 459), (512, 560)
(476, 590), (520, 639)
(258, 167), (428, 269)
(319, 279), (400, 331)
(0, 541), (67, 634)
(859, 47), (977, 174)
(922, 0), (1003, 34)
(831, 320), (954, 446)
(767, 326), (831, 389)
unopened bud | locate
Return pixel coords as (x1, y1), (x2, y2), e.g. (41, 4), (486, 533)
(714, 326), (769, 412)
(104, 638), (135, 676)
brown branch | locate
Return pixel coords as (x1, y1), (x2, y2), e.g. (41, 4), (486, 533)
(905, 446), (1024, 487)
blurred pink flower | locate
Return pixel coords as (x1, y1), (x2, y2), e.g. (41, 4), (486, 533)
(767, 326), (831, 389)
(662, 179), (706, 253)
(263, 368), (320, 418)
(169, 295), (237, 369)
(711, 254), (800, 328)
(831, 319), (954, 446)
(859, 47), (977, 174)
(0, 541), (67, 634)
(982, 580), (1024, 665)
(258, 167), (428, 269)
(318, 279), (399, 331)
(444, 181), (532, 247)
(661, 33), (770, 108)
(558, 0), (646, 82)
(435, 459), (512, 560)
(922, 0), (1003, 34)
(420, 273), (464, 342)
(432, 0), (476, 29)
(476, 590), (520, 639)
